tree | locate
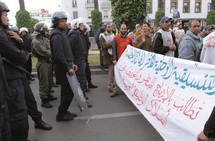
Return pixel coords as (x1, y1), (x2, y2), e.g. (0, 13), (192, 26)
(29, 18), (39, 32)
(91, 9), (102, 38)
(110, 0), (147, 31)
(19, 0), (25, 10)
(154, 9), (165, 26)
(211, 0), (215, 10)
(94, 0), (99, 10)
(206, 9), (215, 25)
(15, 10), (31, 29)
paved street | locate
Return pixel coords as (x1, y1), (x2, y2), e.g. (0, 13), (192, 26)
(27, 74), (164, 141)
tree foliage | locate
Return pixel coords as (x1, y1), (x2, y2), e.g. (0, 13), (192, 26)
(110, 0), (147, 31)
(91, 9), (102, 38)
(206, 9), (215, 26)
(15, 10), (31, 29)
(29, 18), (39, 32)
(154, 9), (165, 26)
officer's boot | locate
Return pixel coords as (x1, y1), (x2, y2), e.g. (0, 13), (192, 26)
(56, 111), (74, 122)
(34, 120), (52, 130)
(41, 100), (53, 108)
(88, 81), (98, 88)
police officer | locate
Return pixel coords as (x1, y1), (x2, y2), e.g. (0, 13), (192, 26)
(19, 27), (35, 81)
(32, 22), (57, 108)
(8, 25), (52, 130)
(0, 2), (29, 140)
(69, 19), (92, 108)
(50, 11), (78, 122)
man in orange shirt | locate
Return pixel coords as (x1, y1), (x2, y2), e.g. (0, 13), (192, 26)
(111, 24), (132, 97)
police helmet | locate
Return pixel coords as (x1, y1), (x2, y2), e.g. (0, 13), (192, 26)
(9, 25), (19, 33)
(0, 2), (10, 29)
(19, 27), (29, 34)
(51, 11), (67, 28)
(71, 18), (84, 30)
(32, 22), (48, 36)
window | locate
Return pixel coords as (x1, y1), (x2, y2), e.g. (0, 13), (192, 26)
(158, 0), (165, 11)
(183, 0), (190, 13)
(87, 10), (91, 18)
(87, 0), (94, 4)
(146, 1), (152, 13)
(103, 10), (108, 18)
(171, 0), (178, 12)
(72, 0), (77, 8)
(208, 3), (211, 11)
(195, 1), (201, 13)
(73, 11), (78, 19)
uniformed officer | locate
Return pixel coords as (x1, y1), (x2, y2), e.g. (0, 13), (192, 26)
(50, 11), (78, 122)
(69, 19), (92, 108)
(8, 25), (52, 130)
(0, 2), (29, 140)
(32, 22), (57, 108)
(19, 27), (35, 81)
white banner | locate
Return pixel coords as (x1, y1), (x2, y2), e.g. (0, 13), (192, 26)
(115, 45), (215, 141)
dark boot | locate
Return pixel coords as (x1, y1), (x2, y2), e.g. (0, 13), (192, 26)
(34, 120), (52, 130)
(66, 111), (78, 117)
(41, 100), (53, 108)
(47, 94), (57, 101)
(88, 82), (98, 88)
(56, 112), (74, 122)
(86, 101), (92, 108)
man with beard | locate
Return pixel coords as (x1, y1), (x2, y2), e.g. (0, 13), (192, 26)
(135, 22), (153, 52)
(69, 19), (92, 108)
(100, 23), (115, 93)
(111, 24), (132, 97)
(50, 11), (78, 122)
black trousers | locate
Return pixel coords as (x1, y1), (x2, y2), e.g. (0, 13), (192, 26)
(7, 79), (29, 141)
(0, 102), (11, 141)
(22, 76), (42, 123)
(55, 66), (74, 115)
(85, 57), (91, 83)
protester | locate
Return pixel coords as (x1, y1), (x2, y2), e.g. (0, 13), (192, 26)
(100, 23), (115, 93)
(135, 22), (153, 52)
(32, 22), (57, 108)
(50, 11), (78, 122)
(111, 24), (132, 97)
(96, 22), (106, 70)
(178, 20), (202, 61)
(152, 16), (177, 57)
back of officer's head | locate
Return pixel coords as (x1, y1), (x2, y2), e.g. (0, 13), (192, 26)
(0, 1), (10, 29)
(51, 11), (67, 28)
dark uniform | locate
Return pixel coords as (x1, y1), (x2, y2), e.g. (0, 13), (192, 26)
(0, 30), (29, 140)
(68, 30), (88, 96)
(0, 56), (11, 141)
(50, 28), (75, 121)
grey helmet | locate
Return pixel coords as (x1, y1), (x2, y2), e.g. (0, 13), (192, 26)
(0, 1), (10, 29)
(51, 11), (67, 28)
(32, 22), (48, 36)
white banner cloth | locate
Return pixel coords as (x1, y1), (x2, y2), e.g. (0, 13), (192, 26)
(114, 45), (215, 141)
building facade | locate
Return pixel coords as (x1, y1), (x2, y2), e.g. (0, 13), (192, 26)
(147, 0), (212, 27)
(61, 0), (112, 24)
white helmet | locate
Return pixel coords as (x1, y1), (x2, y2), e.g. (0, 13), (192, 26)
(71, 18), (84, 30)
(84, 24), (91, 32)
(19, 27), (29, 34)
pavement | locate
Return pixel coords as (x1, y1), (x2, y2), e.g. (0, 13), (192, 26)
(27, 73), (164, 141)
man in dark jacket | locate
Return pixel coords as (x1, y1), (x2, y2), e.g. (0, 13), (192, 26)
(50, 11), (78, 122)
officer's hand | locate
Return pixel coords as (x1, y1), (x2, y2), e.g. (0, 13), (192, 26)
(7, 31), (22, 42)
(68, 69), (75, 76)
(73, 65), (78, 72)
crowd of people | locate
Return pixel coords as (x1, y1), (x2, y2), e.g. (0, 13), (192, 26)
(0, 0), (215, 140)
